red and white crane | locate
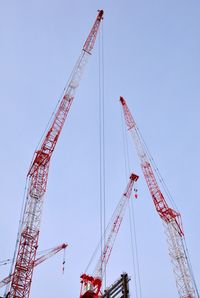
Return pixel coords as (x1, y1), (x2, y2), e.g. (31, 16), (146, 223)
(7, 10), (103, 298)
(0, 243), (67, 289)
(120, 96), (199, 298)
(80, 173), (139, 298)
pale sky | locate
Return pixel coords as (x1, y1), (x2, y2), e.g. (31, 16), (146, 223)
(0, 1), (199, 298)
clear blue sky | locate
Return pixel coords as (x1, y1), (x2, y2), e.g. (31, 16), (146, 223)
(0, 1), (199, 297)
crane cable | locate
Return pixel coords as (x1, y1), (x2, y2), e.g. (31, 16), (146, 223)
(82, 19), (105, 277)
(98, 19), (106, 286)
(62, 247), (66, 274)
(120, 108), (142, 298)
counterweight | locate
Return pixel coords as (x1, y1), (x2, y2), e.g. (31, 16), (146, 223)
(120, 96), (199, 298)
(8, 10), (103, 298)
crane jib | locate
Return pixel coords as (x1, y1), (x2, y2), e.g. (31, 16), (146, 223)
(80, 173), (139, 298)
(9, 10), (103, 298)
(120, 96), (199, 298)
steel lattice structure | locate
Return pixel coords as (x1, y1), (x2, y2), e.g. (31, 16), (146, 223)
(101, 273), (130, 298)
(120, 96), (199, 298)
(7, 10), (103, 298)
(80, 173), (138, 298)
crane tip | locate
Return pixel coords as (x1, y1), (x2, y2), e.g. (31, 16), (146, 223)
(62, 243), (68, 249)
(97, 9), (104, 19)
(130, 173), (139, 182)
(120, 96), (125, 104)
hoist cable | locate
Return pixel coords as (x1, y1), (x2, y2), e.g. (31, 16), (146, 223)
(120, 108), (142, 298)
(83, 19), (105, 278)
(101, 20), (106, 289)
(98, 19), (106, 284)
(99, 20), (103, 281)
(130, 198), (142, 298)
(127, 203), (139, 298)
(121, 109), (138, 297)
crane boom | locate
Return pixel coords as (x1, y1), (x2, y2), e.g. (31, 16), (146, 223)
(0, 243), (67, 289)
(8, 10), (103, 298)
(80, 173), (139, 298)
(120, 96), (199, 298)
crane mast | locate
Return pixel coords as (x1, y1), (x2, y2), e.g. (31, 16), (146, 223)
(120, 96), (199, 298)
(8, 10), (103, 298)
(0, 243), (67, 289)
(80, 173), (139, 298)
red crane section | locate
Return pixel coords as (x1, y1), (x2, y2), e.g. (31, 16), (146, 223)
(8, 10), (103, 298)
(80, 173), (139, 298)
(28, 9), (104, 178)
(120, 96), (183, 234)
(0, 243), (67, 289)
(120, 96), (199, 298)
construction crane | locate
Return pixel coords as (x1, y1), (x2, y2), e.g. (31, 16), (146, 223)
(120, 96), (199, 298)
(80, 173), (139, 298)
(7, 10), (103, 298)
(0, 243), (67, 289)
